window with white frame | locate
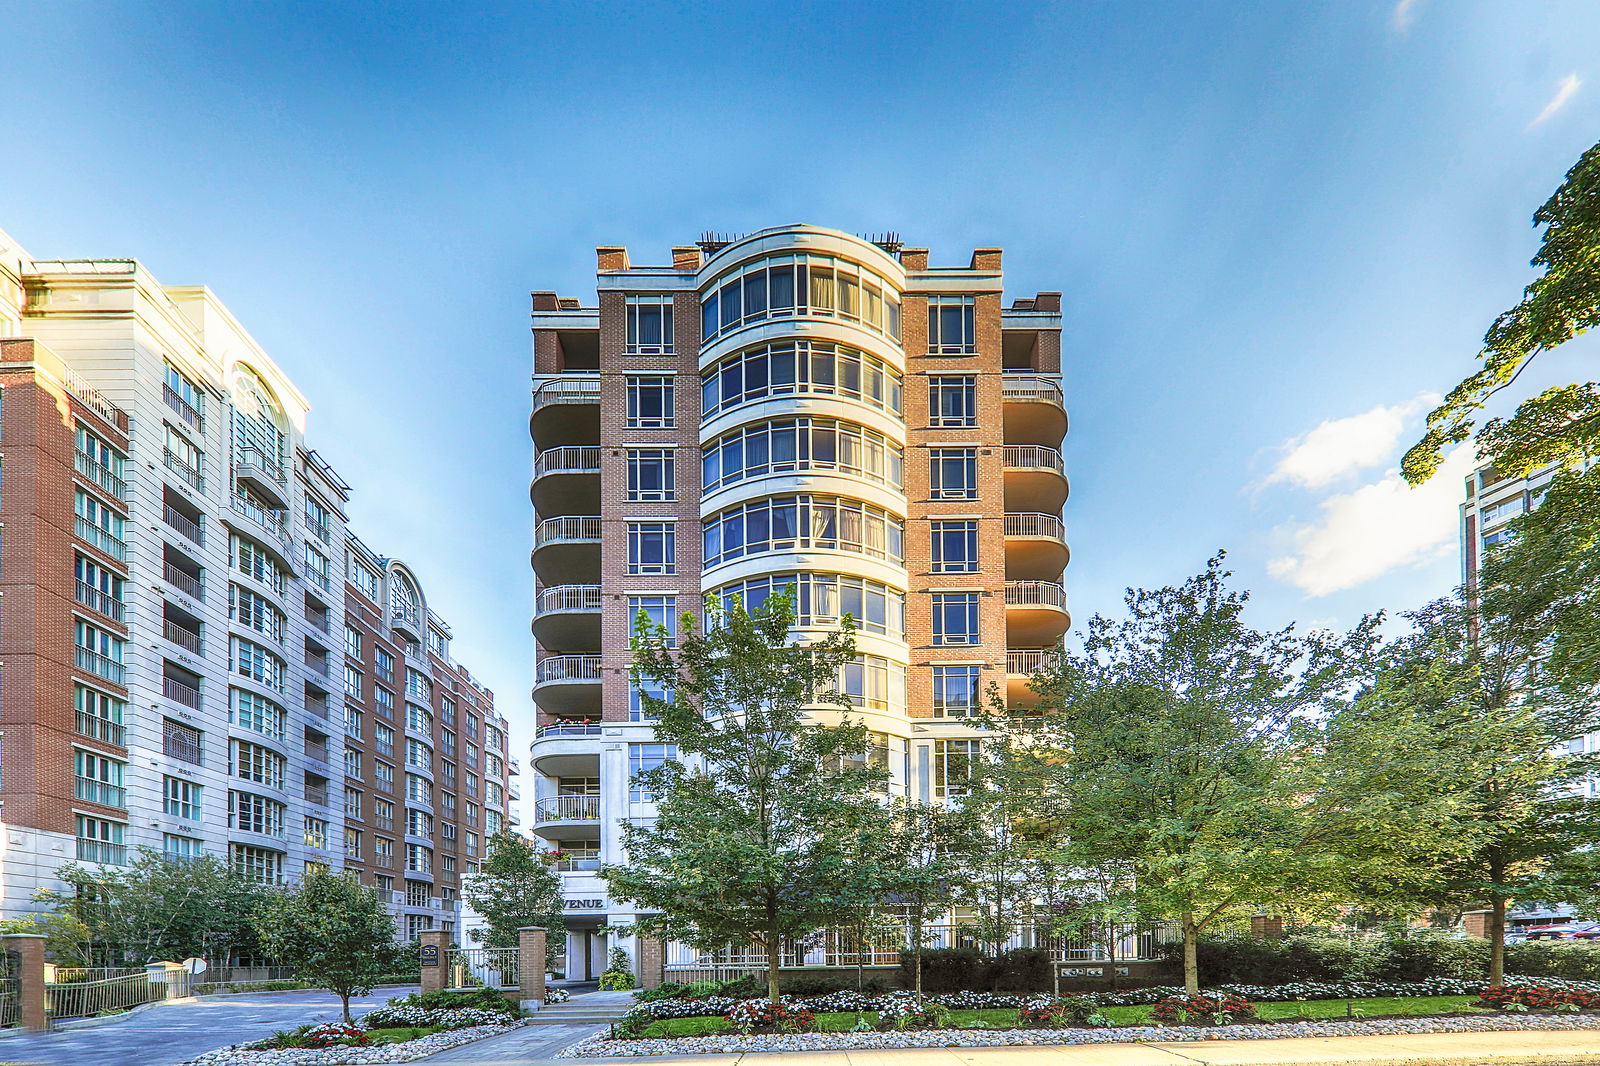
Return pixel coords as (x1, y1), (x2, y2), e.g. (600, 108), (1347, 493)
(345, 786), (362, 819)
(627, 449), (675, 502)
(931, 520), (979, 573)
(344, 625), (362, 658)
(233, 534), (286, 593)
(627, 521), (676, 575)
(629, 743), (677, 802)
(344, 664), (363, 698)
(405, 843), (432, 873)
(625, 376), (675, 428)
(929, 448), (978, 500)
(164, 776), (204, 820)
(304, 496), (331, 542)
(375, 648), (395, 683)
(232, 637), (285, 691)
(232, 740), (286, 789)
(627, 595), (677, 645)
(229, 791), (286, 836)
(375, 761), (395, 790)
(926, 295), (977, 354)
(929, 375), (978, 427)
(934, 739), (980, 798)
(303, 545), (330, 589)
(164, 834), (203, 861)
(932, 665), (981, 717)
(231, 585), (285, 643)
(350, 558), (380, 600)
(230, 843), (284, 884)
(232, 688), (287, 740)
(932, 592), (980, 645)
(626, 296), (675, 354)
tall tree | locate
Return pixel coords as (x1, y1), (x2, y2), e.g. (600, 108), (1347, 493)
(462, 829), (566, 969)
(1404, 139), (1600, 483)
(602, 589), (889, 1004)
(999, 556), (1383, 991)
(254, 870), (398, 1021)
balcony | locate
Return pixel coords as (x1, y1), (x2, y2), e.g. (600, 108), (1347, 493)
(163, 560), (206, 602)
(76, 580), (126, 623)
(1004, 579), (1071, 647)
(530, 376), (601, 450)
(163, 504), (204, 546)
(1003, 445), (1068, 514)
(230, 495), (291, 549)
(532, 654), (602, 717)
(76, 711), (126, 747)
(163, 619), (203, 655)
(1001, 374), (1068, 446)
(533, 584), (602, 653)
(235, 447), (289, 508)
(76, 517), (127, 562)
(75, 838), (127, 866)
(533, 794), (602, 827)
(1003, 512), (1069, 580)
(1006, 648), (1052, 709)
(531, 517), (601, 584)
(162, 674), (203, 710)
(163, 383), (204, 433)
(553, 853), (602, 873)
(75, 646), (125, 685)
(74, 451), (127, 500)
(163, 448), (206, 494)
(75, 776), (125, 808)
(532, 446), (602, 515)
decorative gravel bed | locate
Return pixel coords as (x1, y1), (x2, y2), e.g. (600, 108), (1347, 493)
(182, 1019), (526, 1065)
(559, 1013), (1600, 1057)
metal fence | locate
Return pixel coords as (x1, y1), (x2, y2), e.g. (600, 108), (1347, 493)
(46, 969), (191, 1020)
(445, 947), (519, 991)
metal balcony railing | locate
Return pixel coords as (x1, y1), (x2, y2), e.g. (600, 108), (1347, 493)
(75, 777), (126, 808)
(163, 621), (202, 655)
(75, 646), (125, 685)
(536, 722), (603, 739)
(534, 446), (602, 478)
(554, 854), (602, 872)
(534, 516), (601, 548)
(163, 505), (204, 546)
(535, 654), (602, 684)
(1000, 375), (1064, 405)
(163, 562), (205, 601)
(537, 585), (602, 614)
(231, 496), (289, 545)
(74, 451), (127, 500)
(76, 711), (126, 746)
(76, 581), (126, 623)
(75, 838), (126, 865)
(163, 675), (202, 710)
(76, 517), (127, 561)
(532, 377), (601, 412)
(163, 449), (206, 493)
(1003, 512), (1066, 540)
(1007, 649), (1050, 675)
(1003, 445), (1066, 475)
(163, 383), (203, 432)
(534, 794), (602, 822)
(236, 446), (286, 484)
(1004, 580), (1069, 610)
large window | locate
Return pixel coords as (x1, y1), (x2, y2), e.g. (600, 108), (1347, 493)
(163, 719), (204, 765)
(75, 685), (125, 745)
(629, 743), (677, 802)
(629, 679), (671, 722)
(932, 665), (981, 717)
(229, 791), (286, 837)
(700, 253), (901, 343)
(164, 776), (203, 820)
(230, 843), (284, 884)
(76, 814), (126, 865)
(75, 490), (126, 559)
(926, 296), (977, 354)
(711, 573), (905, 638)
(626, 296), (674, 354)
(934, 739), (980, 798)
(627, 522), (676, 575)
(929, 448), (978, 500)
(702, 495), (904, 568)
(701, 417), (903, 493)
(626, 376), (675, 429)
(232, 534), (286, 593)
(933, 593), (980, 645)
(928, 375), (978, 427)
(931, 520), (979, 573)
(837, 655), (906, 712)
(75, 620), (124, 683)
(628, 595), (677, 645)
(231, 688), (286, 740)
(627, 449), (675, 502)
(231, 367), (286, 473)
(701, 342), (903, 419)
(232, 637), (285, 691)
(75, 554), (125, 621)
(231, 585), (286, 643)
(232, 739), (287, 790)
(74, 749), (126, 807)
(406, 738), (432, 770)
(164, 362), (205, 428)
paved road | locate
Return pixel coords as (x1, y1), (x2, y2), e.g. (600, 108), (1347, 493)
(0, 985), (417, 1066)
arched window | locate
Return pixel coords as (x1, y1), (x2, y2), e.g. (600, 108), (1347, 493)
(231, 367), (286, 475)
(390, 572), (421, 626)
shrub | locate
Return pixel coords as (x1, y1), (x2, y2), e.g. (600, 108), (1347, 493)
(1377, 933), (1486, 981)
(1150, 993), (1258, 1026)
(1478, 983), (1600, 1012)
(1506, 943), (1600, 983)
(633, 981), (686, 1002)
(1018, 996), (1093, 1028)
(781, 973), (887, 996)
(383, 988), (520, 1017)
(714, 975), (766, 998)
(545, 987), (571, 1003)
(302, 1021), (370, 1047)
(599, 946), (637, 991)
(989, 948), (1052, 993)
(898, 948), (986, 993)
(725, 1001), (816, 1034)
(362, 1005), (509, 1029)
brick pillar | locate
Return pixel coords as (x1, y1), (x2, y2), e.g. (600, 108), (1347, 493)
(1462, 910), (1492, 939)
(638, 935), (665, 990)
(5, 934), (47, 1031)
(419, 929), (450, 994)
(518, 927), (547, 1010)
(1249, 915), (1284, 939)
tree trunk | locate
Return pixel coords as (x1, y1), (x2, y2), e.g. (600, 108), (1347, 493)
(913, 915), (924, 1005)
(1489, 898), (1508, 985)
(1182, 912), (1200, 993)
(339, 990), (351, 1023)
(766, 938), (781, 1005)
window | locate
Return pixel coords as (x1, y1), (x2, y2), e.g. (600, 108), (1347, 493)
(375, 687), (395, 719)
(406, 879), (431, 907)
(345, 828), (362, 858)
(407, 774), (431, 805)
(76, 424), (126, 496)
(929, 448), (978, 500)
(344, 704), (363, 739)
(629, 743), (676, 802)
(390, 573), (421, 626)
(625, 376), (675, 428)
(305, 816), (329, 849)
(344, 625), (362, 658)
(375, 837), (394, 866)
(427, 627), (449, 658)
(74, 749), (125, 807)
(934, 739), (980, 798)
(627, 595), (677, 646)
(465, 831), (479, 857)
(164, 361), (205, 428)
(375, 648), (395, 684)
(375, 723), (395, 756)
(232, 740), (287, 789)
(345, 748), (362, 778)
(304, 545), (330, 590)
(304, 496), (331, 543)
(405, 844), (432, 873)
(232, 689), (286, 740)
(231, 585), (286, 643)
(485, 809), (503, 835)
(626, 296), (674, 354)
(627, 521), (676, 574)
(711, 573), (905, 638)
(375, 797), (396, 829)
(932, 520), (981, 573)
(406, 669), (431, 702)
(701, 253), (901, 343)
(351, 558), (380, 601)
(164, 834), (202, 861)
(439, 792), (456, 817)
(405, 914), (432, 939)
(929, 375), (978, 427)
(702, 495), (905, 568)
(375, 761), (395, 790)
(701, 417), (904, 493)
(933, 593), (980, 645)
(74, 619), (125, 683)
(164, 776), (203, 820)
(627, 449), (675, 502)
(406, 703), (432, 734)
(1482, 496), (1526, 527)
(75, 554), (125, 621)
(701, 341), (904, 419)
(233, 637), (285, 692)
(837, 655), (906, 711)
(230, 844), (284, 884)
(76, 815), (126, 865)
(233, 535), (286, 593)
(75, 685), (125, 746)
(629, 678), (670, 723)
(406, 738), (432, 770)
(927, 296), (977, 354)
(164, 424), (204, 490)
(75, 489), (126, 559)
(440, 695), (456, 724)
(229, 791), (286, 836)
(407, 809), (433, 838)
(933, 665), (982, 717)
(345, 786), (363, 819)
(163, 719), (204, 765)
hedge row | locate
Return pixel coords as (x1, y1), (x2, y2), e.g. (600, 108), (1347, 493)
(1171, 935), (1600, 986)
(896, 949), (1055, 993)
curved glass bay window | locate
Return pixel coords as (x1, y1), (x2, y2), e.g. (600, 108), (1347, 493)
(701, 342), (903, 419)
(711, 573), (906, 638)
(703, 494), (904, 568)
(701, 254), (902, 344)
(702, 417), (904, 493)
(836, 654), (906, 712)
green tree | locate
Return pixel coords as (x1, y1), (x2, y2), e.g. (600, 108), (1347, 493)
(602, 589), (889, 1004)
(1000, 555), (1383, 992)
(254, 870), (398, 1021)
(462, 829), (565, 969)
(0, 911), (92, 965)
(1404, 139), (1600, 483)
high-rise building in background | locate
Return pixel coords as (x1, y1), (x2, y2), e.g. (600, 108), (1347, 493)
(0, 228), (514, 945)
(527, 225), (1069, 979)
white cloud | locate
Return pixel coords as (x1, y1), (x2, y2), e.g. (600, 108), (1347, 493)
(1267, 446), (1474, 597)
(1264, 392), (1437, 490)
(1391, 0), (1422, 33)
(1531, 73), (1581, 127)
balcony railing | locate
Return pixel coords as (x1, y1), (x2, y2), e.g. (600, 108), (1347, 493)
(163, 383), (203, 432)
(553, 854), (602, 873)
(532, 377), (601, 412)
(163, 448), (206, 493)
(163, 561), (205, 601)
(1003, 512), (1066, 540)
(75, 777), (126, 808)
(75, 646), (125, 685)
(535, 655), (602, 685)
(236, 446), (286, 484)
(231, 495), (289, 545)
(537, 585), (602, 614)
(1003, 445), (1065, 475)
(534, 516), (601, 548)
(534, 446), (602, 478)
(162, 675), (202, 710)
(76, 581), (126, 623)
(1004, 580), (1069, 610)
(163, 621), (203, 655)
(534, 794), (602, 822)
(536, 722), (603, 739)
(76, 517), (127, 561)
(163, 505), (204, 546)
(305, 784), (330, 807)
(75, 838), (126, 865)
(305, 655), (331, 678)
(74, 451), (127, 500)
(1007, 649), (1051, 675)
(1001, 375), (1065, 405)
(76, 711), (126, 746)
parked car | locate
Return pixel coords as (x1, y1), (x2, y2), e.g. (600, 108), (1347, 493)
(1524, 922), (1600, 940)
(1505, 931), (1529, 944)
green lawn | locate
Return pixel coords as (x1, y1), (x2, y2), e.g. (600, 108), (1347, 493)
(364, 1026), (444, 1045)
(635, 997), (1490, 1039)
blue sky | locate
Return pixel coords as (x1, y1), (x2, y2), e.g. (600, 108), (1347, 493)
(3, 0), (1596, 750)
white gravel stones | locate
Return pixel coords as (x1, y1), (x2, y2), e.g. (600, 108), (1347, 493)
(558, 1013), (1600, 1058)
(181, 1020), (525, 1066)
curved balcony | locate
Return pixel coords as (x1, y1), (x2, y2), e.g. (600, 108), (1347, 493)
(532, 654), (602, 717)
(1002, 374), (1068, 447)
(531, 516), (601, 584)
(530, 724), (603, 779)
(1003, 445), (1068, 514)
(1006, 647), (1052, 710)
(532, 446), (601, 515)
(1003, 511), (1070, 580)
(531, 376), (600, 449)
(1004, 579), (1071, 646)
(532, 793), (602, 831)
(533, 584), (602, 653)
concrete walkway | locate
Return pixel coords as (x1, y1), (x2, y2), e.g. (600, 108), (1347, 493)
(0, 984), (416, 1066)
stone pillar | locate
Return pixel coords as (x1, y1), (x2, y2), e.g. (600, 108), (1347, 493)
(5, 934), (48, 1031)
(637, 934), (665, 991)
(1462, 910), (1492, 939)
(518, 927), (547, 1010)
(419, 929), (451, 994)
(1249, 915), (1284, 939)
